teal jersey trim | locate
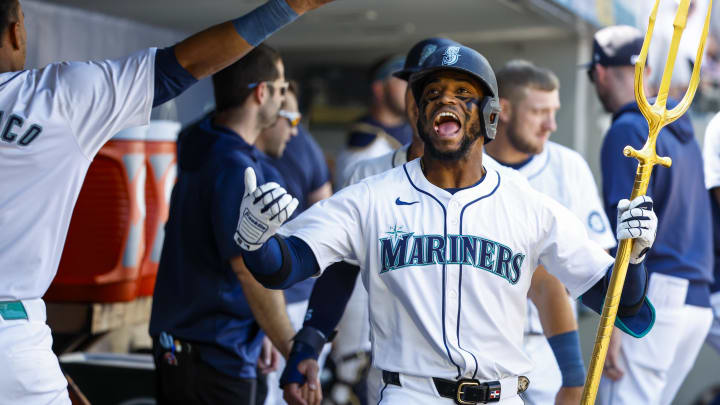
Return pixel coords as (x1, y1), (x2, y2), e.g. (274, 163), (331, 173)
(0, 301), (28, 320)
(614, 297), (656, 338)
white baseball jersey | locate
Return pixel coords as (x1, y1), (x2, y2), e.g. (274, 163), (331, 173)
(702, 111), (720, 354)
(334, 137), (397, 191)
(0, 49), (156, 301)
(518, 141), (616, 334)
(280, 158), (613, 380)
(703, 112), (720, 190)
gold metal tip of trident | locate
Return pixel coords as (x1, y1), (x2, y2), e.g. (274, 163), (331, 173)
(635, 0), (714, 126)
(582, 1), (712, 404)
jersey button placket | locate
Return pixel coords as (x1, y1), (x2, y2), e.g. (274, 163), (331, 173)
(449, 199), (460, 226)
(445, 199), (464, 374)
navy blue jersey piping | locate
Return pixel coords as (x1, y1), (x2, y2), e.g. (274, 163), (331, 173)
(0, 71), (24, 88)
(526, 148), (552, 181)
(402, 163), (461, 377)
(377, 382), (389, 404)
(458, 170), (502, 379)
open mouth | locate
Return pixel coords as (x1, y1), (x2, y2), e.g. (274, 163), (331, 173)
(433, 111), (462, 138)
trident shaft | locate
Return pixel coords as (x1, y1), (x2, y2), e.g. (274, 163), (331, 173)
(581, 0), (713, 403)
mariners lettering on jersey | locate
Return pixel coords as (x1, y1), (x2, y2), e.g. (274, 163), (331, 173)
(0, 111), (43, 146)
(379, 225), (525, 284)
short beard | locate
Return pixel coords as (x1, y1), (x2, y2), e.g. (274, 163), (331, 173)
(416, 116), (483, 161)
(505, 117), (543, 155)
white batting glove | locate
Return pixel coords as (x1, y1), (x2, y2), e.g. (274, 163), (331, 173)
(616, 196), (657, 264)
(234, 167), (299, 251)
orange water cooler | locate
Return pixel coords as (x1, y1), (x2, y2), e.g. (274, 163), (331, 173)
(46, 127), (148, 302)
(138, 120), (180, 297)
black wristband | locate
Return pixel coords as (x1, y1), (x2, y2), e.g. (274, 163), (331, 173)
(293, 326), (327, 356)
(249, 235), (292, 287)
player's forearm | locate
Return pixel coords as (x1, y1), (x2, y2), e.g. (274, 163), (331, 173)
(307, 182), (332, 207)
(528, 266), (577, 337)
(233, 257), (296, 358)
(174, 0), (303, 80)
(580, 261), (648, 325)
(242, 236), (320, 289)
(303, 262), (360, 338)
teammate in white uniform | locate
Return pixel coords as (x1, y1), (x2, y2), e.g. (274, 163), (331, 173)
(237, 45), (658, 405)
(0, 0), (333, 403)
(485, 60), (616, 404)
(702, 110), (720, 354)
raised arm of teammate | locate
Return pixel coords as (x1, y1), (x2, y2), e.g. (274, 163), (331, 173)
(152, 0), (333, 107)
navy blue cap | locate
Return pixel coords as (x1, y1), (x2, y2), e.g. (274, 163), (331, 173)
(588, 25), (645, 67)
(393, 37), (460, 81)
(372, 55), (406, 82)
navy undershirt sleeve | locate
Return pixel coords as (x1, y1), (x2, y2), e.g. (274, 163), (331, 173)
(153, 46), (198, 107)
(242, 236), (320, 289)
(580, 261), (653, 336)
(581, 262), (647, 312)
(303, 262), (361, 338)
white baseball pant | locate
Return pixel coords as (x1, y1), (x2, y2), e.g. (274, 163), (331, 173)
(521, 333), (562, 405)
(0, 298), (70, 405)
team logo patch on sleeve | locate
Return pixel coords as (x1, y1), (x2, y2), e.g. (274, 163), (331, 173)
(587, 211), (607, 233)
(378, 226), (525, 284)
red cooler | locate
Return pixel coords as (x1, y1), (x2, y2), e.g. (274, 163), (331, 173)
(46, 126), (148, 302)
(138, 120), (180, 297)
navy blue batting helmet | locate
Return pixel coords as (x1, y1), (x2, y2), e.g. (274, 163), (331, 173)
(408, 45), (501, 142)
(393, 37), (460, 81)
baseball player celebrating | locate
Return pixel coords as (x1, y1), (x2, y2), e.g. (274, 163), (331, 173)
(0, 0), (333, 404)
(318, 39), (594, 405)
(237, 45), (657, 404)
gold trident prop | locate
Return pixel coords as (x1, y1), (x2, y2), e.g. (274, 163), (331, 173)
(581, 0), (713, 403)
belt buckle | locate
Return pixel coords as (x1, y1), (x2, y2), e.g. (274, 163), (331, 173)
(456, 379), (480, 405)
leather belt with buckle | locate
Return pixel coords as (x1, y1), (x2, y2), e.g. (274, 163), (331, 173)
(382, 371), (529, 404)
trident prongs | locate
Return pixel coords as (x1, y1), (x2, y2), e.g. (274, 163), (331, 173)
(581, 0), (714, 403)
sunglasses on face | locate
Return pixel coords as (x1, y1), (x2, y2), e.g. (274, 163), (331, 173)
(587, 65), (596, 83)
(278, 110), (301, 127)
(247, 81), (289, 96)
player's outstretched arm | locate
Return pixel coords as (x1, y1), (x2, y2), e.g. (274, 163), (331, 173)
(581, 196), (657, 337)
(175, 0), (332, 79)
(528, 267), (584, 403)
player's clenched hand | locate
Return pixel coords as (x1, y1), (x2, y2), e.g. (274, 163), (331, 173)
(283, 359), (322, 405)
(235, 167), (298, 251)
(616, 196), (657, 264)
(285, 0), (335, 14)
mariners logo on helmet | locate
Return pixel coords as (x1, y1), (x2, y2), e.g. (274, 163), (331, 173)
(442, 46), (461, 66)
(418, 45), (437, 67)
